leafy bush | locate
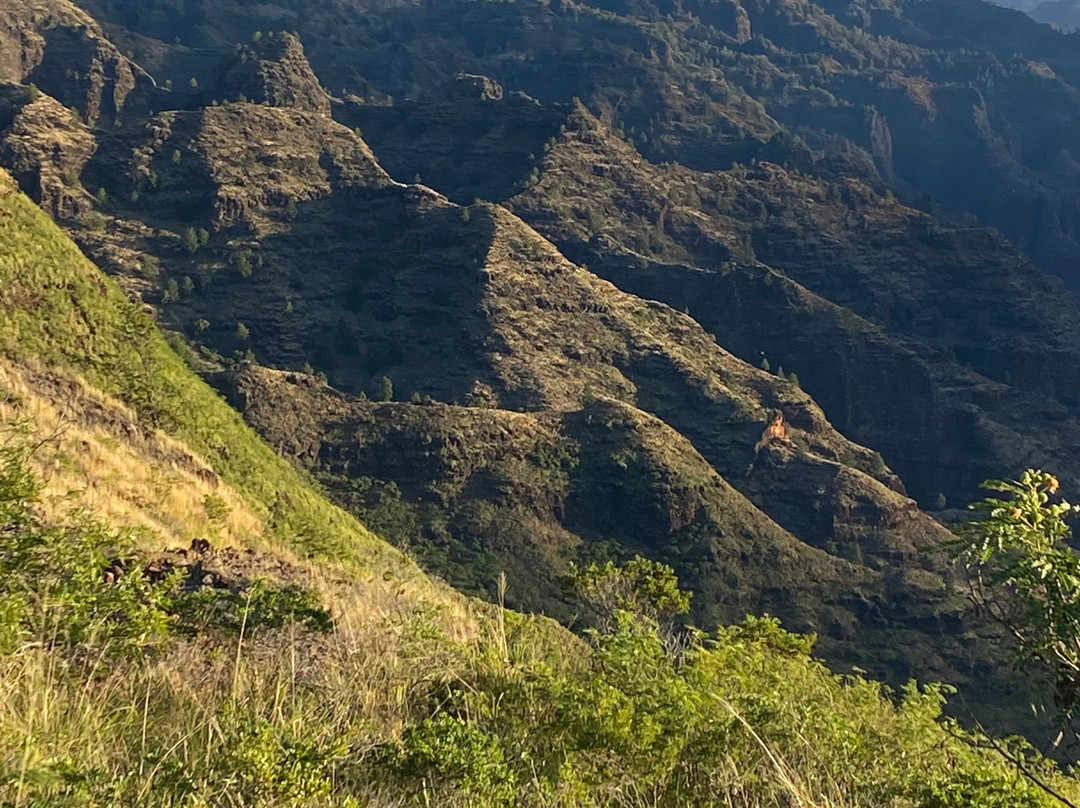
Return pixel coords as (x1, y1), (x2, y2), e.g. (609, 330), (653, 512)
(175, 579), (334, 636)
(565, 555), (690, 631)
(371, 714), (518, 806)
(360, 608), (1067, 808)
(209, 714), (345, 806)
(956, 470), (1080, 741)
(203, 491), (230, 523)
(0, 431), (179, 658)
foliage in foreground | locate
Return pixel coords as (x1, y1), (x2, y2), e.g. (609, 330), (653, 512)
(956, 469), (1080, 752)
(0, 424), (334, 661)
(3, 439), (1079, 807)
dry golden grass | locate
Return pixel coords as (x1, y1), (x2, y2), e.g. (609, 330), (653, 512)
(0, 356), (480, 638)
(0, 357), (264, 551)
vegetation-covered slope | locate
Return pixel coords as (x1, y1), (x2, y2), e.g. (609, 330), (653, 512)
(2, 156), (1077, 806)
(0, 21), (1039, 726)
(7, 0), (1080, 800)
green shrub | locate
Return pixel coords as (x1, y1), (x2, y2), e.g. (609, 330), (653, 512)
(0, 434), (179, 658)
(371, 714), (517, 806)
(378, 375), (393, 402)
(182, 227), (199, 253)
(565, 556), (690, 631)
(209, 715), (344, 806)
(956, 470), (1080, 734)
(175, 579), (334, 636)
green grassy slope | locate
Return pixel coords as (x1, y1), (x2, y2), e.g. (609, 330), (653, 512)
(0, 166), (408, 572)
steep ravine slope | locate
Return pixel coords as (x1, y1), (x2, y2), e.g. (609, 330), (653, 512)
(223, 364), (990, 697)
(505, 105), (1080, 507)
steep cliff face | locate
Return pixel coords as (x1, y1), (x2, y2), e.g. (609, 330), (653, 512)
(1, 0), (95, 85)
(0, 91), (96, 218)
(209, 32), (332, 116)
(2, 0), (154, 126)
(335, 87), (566, 205)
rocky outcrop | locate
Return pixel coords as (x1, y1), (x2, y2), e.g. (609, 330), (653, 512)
(211, 33), (331, 116)
(0, 0), (94, 85)
(76, 101), (389, 235)
(442, 73), (504, 102)
(0, 92), (95, 219)
(1, 0), (154, 127)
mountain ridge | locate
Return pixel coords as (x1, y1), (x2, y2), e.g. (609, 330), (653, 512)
(3, 0), (1079, 741)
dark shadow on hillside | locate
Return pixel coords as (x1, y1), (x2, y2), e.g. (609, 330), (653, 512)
(335, 96), (567, 204)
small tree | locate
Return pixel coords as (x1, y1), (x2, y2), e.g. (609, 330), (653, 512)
(197, 228), (210, 247)
(182, 227), (199, 253)
(172, 148), (182, 165)
(566, 556), (691, 635)
(870, 451), (886, 474)
(378, 376), (394, 402)
(96, 187), (108, 204)
(236, 250), (254, 278)
(235, 322), (250, 341)
(956, 470), (1080, 742)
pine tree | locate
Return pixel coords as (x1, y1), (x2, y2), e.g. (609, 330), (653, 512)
(182, 227), (199, 253)
(378, 376), (393, 402)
